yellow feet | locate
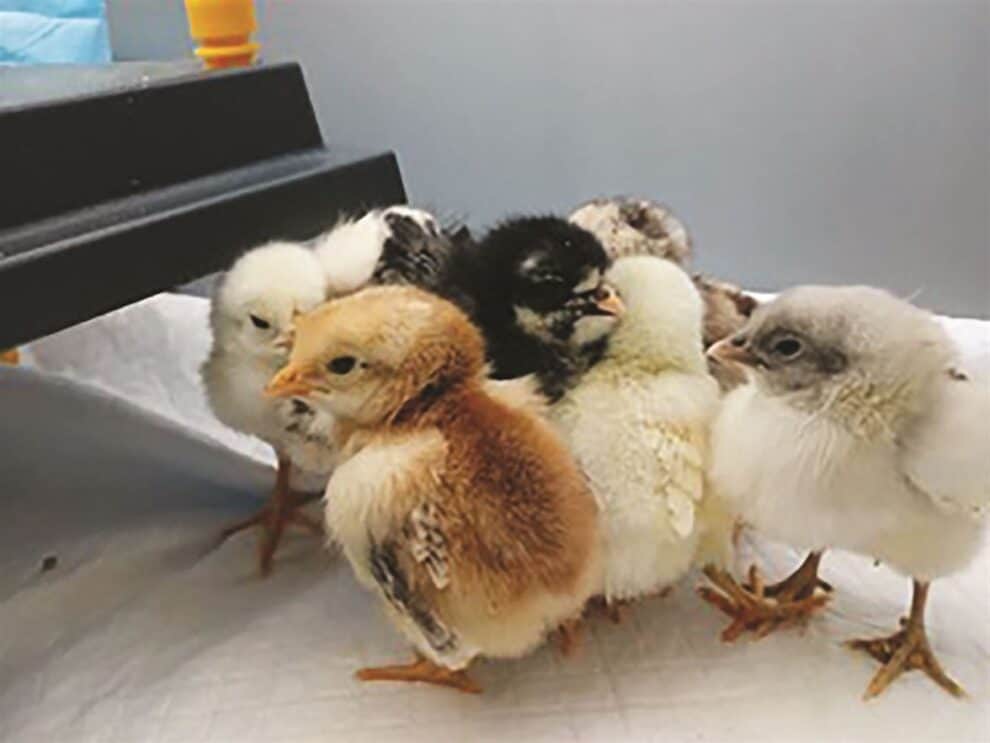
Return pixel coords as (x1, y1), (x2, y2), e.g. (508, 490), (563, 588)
(356, 658), (482, 694)
(1, 348), (19, 365)
(699, 560), (830, 642)
(848, 581), (965, 700)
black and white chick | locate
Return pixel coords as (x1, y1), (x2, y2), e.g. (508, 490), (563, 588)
(315, 209), (623, 401)
(450, 216), (625, 401)
(201, 242), (336, 575)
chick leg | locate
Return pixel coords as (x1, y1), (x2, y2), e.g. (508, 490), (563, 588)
(847, 580), (965, 700)
(698, 553), (831, 642)
(758, 551), (832, 598)
(217, 455), (324, 576)
(554, 617), (586, 657)
(587, 596), (629, 625)
(356, 657), (482, 694)
(0, 349), (18, 365)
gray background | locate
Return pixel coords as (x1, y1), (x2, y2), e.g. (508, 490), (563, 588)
(107, 0), (989, 317)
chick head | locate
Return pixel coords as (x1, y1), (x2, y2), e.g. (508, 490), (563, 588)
(211, 242), (327, 360)
(710, 285), (955, 427)
(481, 216), (624, 349)
(266, 285), (486, 426)
(605, 256), (707, 373)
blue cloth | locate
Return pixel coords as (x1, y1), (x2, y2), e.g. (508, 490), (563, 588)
(0, 0), (110, 64)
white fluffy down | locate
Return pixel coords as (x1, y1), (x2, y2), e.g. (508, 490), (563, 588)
(551, 256), (726, 602)
(201, 242), (337, 483)
(313, 214), (388, 297)
(711, 362), (990, 583)
(313, 205), (440, 296)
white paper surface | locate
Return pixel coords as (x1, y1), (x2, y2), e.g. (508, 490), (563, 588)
(1, 293), (987, 743)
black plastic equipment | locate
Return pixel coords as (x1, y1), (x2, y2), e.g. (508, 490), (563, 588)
(0, 62), (405, 349)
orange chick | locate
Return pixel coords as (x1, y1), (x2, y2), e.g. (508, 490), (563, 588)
(267, 286), (601, 693)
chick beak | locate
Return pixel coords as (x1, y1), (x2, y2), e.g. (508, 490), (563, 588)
(266, 364), (316, 398)
(708, 336), (759, 367)
(591, 284), (625, 317)
(274, 310), (303, 351)
(273, 331), (293, 352)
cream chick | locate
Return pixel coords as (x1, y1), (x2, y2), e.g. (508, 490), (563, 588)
(551, 256), (727, 608)
(703, 285), (989, 699)
(267, 286), (601, 693)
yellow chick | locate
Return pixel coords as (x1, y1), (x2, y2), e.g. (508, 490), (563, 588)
(266, 286), (601, 693)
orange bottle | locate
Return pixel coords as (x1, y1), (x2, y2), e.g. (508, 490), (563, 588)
(184, 0), (260, 69)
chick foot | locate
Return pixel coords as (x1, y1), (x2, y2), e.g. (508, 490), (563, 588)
(847, 580), (964, 700)
(356, 657), (482, 694)
(588, 596), (631, 625)
(0, 348), (18, 365)
(217, 456), (324, 576)
(699, 557), (830, 642)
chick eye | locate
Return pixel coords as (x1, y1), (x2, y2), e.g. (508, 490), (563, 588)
(533, 272), (565, 285)
(249, 314), (271, 330)
(327, 356), (357, 375)
(772, 337), (803, 358)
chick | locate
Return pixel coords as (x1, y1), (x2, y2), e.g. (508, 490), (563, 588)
(266, 286), (601, 693)
(569, 196), (692, 265)
(693, 274), (760, 389)
(451, 216), (625, 401)
(568, 196), (758, 387)
(700, 285), (989, 699)
(550, 256), (728, 615)
(314, 205), (469, 303)
(201, 242), (335, 574)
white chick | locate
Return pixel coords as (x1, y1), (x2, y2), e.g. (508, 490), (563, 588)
(702, 285), (989, 699)
(550, 256), (728, 615)
(201, 242), (336, 574)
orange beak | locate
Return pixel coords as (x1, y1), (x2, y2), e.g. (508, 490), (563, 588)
(265, 363), (317, 398)
(593, 284), (625, 317)
(708, 336), (759, 367)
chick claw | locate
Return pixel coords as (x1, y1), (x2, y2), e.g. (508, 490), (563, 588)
(848, 616), (965, 700)
(553, 617), (586, 657)
(699, 564), (830, 642)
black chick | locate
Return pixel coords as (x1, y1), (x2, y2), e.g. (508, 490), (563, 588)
(449, 215), (624, 401)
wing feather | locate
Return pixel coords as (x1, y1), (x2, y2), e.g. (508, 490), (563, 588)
(900, 370), (990, 519)
(643, 421), (707, 538)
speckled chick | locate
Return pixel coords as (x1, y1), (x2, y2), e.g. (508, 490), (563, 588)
(266, 286), (602, 693)
(569, 197), (692, 265)
(550, 256), (729, 607)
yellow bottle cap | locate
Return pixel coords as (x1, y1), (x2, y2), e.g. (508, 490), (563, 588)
(184, 0), (260, 69)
